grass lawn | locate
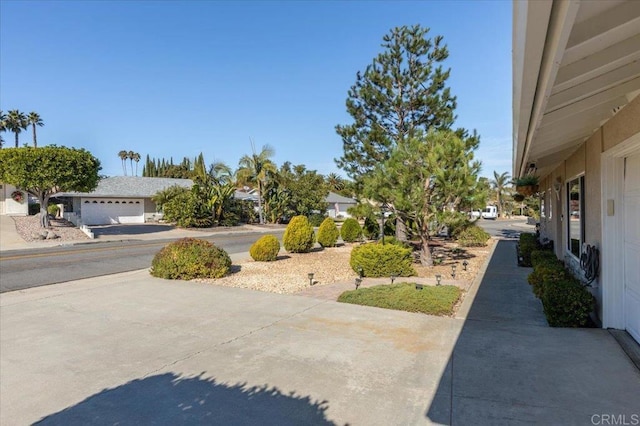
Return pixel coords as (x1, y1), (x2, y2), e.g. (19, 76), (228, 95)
(337, 283), (461, 316)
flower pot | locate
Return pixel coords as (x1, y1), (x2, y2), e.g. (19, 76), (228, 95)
(513, 193), (525, 202)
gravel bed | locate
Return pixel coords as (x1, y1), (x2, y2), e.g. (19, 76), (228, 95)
(12, 215), (89, 243)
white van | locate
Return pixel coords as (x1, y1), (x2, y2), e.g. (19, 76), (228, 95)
(481, 206), (498, 220)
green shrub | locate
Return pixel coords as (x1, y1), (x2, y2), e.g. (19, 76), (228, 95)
(542, 278), (595, 327)
(150, 238), (231, 280)
(338, 283), (460, 316)
(283, 215), (315, 253)
(317, 218), (339, 248)
(163, 191), (213, 228)
(350, 242), (415, 277)
(363, 216), (379, 240)
(528, 263), (566, 299)
(518, 233), (538, 266)
(249, 235), (280, 261)
(47, 203), (60, 216)
(381, 236), (410, 248)
(384, 217), (396, 236)
(530, 250), (559, 269)
(341, 218), (362, 243)
(307, 213), (326, 227)
(439, 211), (472, 238)
(457, 225), (490, 247)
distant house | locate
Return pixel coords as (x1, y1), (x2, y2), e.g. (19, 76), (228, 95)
(56, 176), (193, 225)
(326, 192), (357, 218)
(0, 182), (28, 216)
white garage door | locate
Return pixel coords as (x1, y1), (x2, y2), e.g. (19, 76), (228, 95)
(624, 153), (640, 343)
(81, 198), (144, 225)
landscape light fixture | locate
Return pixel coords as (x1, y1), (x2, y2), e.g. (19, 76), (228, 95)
(357, 266), (364, 279)
(451, 264), (457, 279)
(435, 274), (442, 286)
(390, 274), (397, 284)
(355, 277), (362, 289)
(462, 260), (469, 271)
(415, 283), (424, 290)
(308, 273), (314, 286)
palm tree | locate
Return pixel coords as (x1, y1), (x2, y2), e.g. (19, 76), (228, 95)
(237, 141), (276, 224)
(0, 110), (7, 148)
(26, 112), (44, 147)
(490, 171), (511, 218)
(128, 150), (135, 176)
(326, 172), (345, 192)
(6, 110), (27, 148)
(118, 150), (128, 175)
(132, 152), (141, 176)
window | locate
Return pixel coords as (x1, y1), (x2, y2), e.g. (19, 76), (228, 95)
(540, 191), (546, 219)
(567, 176), (585, 257)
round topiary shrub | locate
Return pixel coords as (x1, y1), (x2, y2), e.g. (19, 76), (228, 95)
(250, 235), (281, 261)
(350, 242), (415, 277)
(340, 218), (362, 243)
(542, 278), (595, 327)
(317, 217), (339, 248)
(150, 238), (231, 280)
(283, 215), (316, 253)
(457, 225), (490, 247)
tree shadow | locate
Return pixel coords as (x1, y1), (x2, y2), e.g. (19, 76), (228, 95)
(91, 224), (175, 237)
(35, 372), (336, 425)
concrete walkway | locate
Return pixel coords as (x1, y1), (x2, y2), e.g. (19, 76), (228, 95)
(1, 240), (638, 425)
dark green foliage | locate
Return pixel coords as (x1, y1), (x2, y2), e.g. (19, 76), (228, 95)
(438, 211), (472, 238)
(317, 218), (339, 248)
(384, 217), (395, 236)
(363, 216), (379, 240)
(542, 278), (595, 327)
(381, 236), (410, 248)
(150, 238), (231, 280)
(29, 203), (40, 216)
(531, 250), (561, 269)
(47, 203), (60, 216)
(350, 243), (415, 277)
(338, 283), (460, 316)
(162, 190), (213, 228)
(457, 225), (490, 247)
(340, 218), (362, 242)
(518, 233), (538, 266)
(250, 235), (281, 261)
(307, 213), (326, 227)
(528, 263), (567, 299)
(283, 215), (315, 253)
(346, 203), (374, 220)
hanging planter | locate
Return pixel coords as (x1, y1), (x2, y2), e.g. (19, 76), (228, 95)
(513, 176), (539, 197)
(513, 193), (525, 202)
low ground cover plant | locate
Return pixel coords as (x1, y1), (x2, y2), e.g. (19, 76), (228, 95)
(250, 235), (280, 261)
(317, 217), (339, 247)
(151, 238), (231, 280)
(338, 283), (461, 316)
(350, 242), (415, 277)
(283, 215), (315, 253)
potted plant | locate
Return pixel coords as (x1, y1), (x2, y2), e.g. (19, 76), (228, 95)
(513, 193), (525, 202)
(11, 190), (24, 203)
(514, 175), (539, 196)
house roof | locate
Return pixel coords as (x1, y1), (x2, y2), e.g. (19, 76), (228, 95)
(513, 0), (640, 178)
(326, 192), (356, 204)
(234, 190), (258, 201)
(56, 176), (193, 198)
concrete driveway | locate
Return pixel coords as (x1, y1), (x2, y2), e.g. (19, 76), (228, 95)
(0, 270), (461, 425)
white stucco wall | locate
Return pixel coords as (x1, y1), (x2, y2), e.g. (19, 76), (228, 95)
(0, 184), (28, 216)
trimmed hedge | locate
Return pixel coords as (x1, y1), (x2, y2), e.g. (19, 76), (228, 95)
(527, 262), (566, 299)
(283, 215), (315, 253)
(350, 242), (415, 277)
(542, 278), (595, 327)
(340, 218), (362, 243)
(531, 249), (560, 269)
(317, 218), (339, 248)
(457, 225), (490, 247)
(250, 235), (280, 261)
(150, 238), (231, 280)
(518, 233), (538, 266)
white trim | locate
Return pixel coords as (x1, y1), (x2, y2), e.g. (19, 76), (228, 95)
(564, 173), (585, 261)
(601, 132), (640, 330)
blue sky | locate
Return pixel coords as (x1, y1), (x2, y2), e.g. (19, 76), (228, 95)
(0, 1), (512, 179)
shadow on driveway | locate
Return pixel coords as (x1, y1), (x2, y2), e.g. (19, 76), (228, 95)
(36, 372), (335, 425)
(90, 224), (175, 237)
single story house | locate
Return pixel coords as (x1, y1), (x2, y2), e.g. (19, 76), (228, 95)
(326, 192), (357, 218)
(56, 176), (193, 225)
(513, 0), (640, 342)
(0, 182), (28, 216)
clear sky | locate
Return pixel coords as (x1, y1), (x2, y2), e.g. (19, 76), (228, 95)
(1, 0), (512, 179)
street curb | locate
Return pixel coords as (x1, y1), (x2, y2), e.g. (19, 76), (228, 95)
(454, 237), (499, 320)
